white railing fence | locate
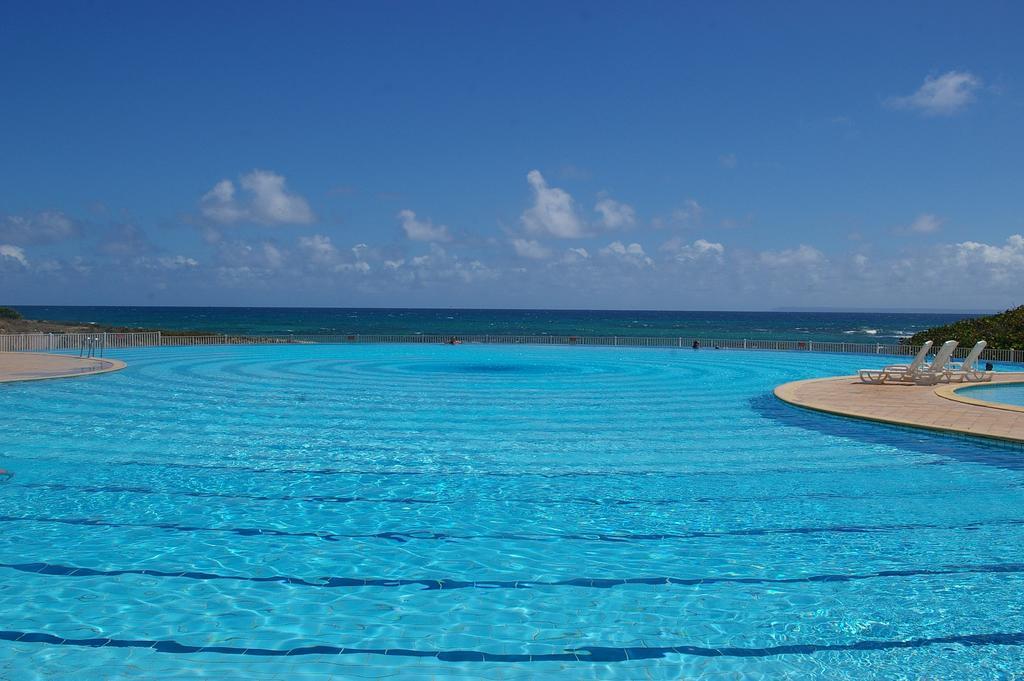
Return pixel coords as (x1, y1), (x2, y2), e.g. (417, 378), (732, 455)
(1, 331), (1022, 363)
(0, 332), (161, 353)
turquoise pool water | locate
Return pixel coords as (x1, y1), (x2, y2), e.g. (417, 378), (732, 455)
(1, 345), (1023, 679)
(959, 382), (1024, 408)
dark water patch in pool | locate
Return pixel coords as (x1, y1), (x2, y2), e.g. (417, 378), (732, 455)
(405, 362), (575, 376)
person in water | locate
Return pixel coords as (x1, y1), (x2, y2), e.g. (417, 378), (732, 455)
(692, 340), (700, 350)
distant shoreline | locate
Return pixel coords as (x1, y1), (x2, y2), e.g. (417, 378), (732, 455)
(0, 317), (213, 337)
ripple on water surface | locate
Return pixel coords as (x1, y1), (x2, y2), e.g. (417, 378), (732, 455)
(1, 344), (1023, 679)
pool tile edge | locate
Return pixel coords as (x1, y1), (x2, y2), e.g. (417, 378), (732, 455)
(774, 373), (1024, 447)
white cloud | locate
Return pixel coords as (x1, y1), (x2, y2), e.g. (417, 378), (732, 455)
(399, 244), (497, 284)
(594, 198), (636, 230)
(759, 245), (825, 267)
(886, 70), (982, 116)
(719, 153), (737, 169)
(35, 259), (62, 273)
(157, 255), (199, 269)
(562, 247), (590, 264)
(298, 234), (340, 266)
(654, 199), (704, 230)
(201, 180), (245, 223)
(241, 171), (315, 224)
(338, 260), (371, 274)
(600, 241), (653, 267)
(948, 234), (1024, 269)
(297, 235), (372, 273)
(261, 243), (285, 269)
(662, 237), (725, 262)
(872, 234), (1023, 291)
(673, 199), (704, 225)
(0, 244), (28, 266)
(0, 211), (78, 245)
(511, 238), (552, 260)
(398, 209), (452, 242)
(907, 213), (942, 234)
(521, 170), (586, 238)
(216, 239), (289, 272)
(201, 170), (314, 225)
(69, 256), (92, 275)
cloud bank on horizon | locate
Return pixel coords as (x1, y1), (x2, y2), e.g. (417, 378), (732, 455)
(1, 3), (1021, 310)
(4, 163), (1023, 310)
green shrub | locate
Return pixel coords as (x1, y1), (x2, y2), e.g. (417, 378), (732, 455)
(0, 306), (22, 320)
(904, 305), (1024, 350)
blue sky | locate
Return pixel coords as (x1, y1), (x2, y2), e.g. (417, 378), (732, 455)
(2, 1), (1022, 309)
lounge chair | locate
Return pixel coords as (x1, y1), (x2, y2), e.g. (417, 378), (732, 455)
(912, 340), (959, 385)
(945, 340), (993, 383)
(890, 341), (939, 376)
(858, 340), (933, 384)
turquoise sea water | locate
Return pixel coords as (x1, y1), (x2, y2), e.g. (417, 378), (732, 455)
(960, 382), (1024, 408)
(13, 305), (979, 343)
(2, 344), (1024, 679)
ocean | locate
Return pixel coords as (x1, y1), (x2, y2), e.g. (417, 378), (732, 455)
(11, 306), (977, 344)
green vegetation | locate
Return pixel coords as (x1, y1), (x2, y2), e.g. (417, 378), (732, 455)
(905, 305), (1024, 350)
(0, 306), (22, 320)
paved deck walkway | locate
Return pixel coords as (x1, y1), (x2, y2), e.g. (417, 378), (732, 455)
(775, 372), (1024, 445)
(0, 352), (126, 383)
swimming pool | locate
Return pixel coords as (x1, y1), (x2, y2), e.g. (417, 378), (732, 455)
(1, 344), (1023, 679)
(958, 382), (1024, 409)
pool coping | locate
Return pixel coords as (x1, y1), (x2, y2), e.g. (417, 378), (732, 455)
(774, 372), (1024, 446)
(0, 352), (127, 384)
(935, 380), (1024, 415)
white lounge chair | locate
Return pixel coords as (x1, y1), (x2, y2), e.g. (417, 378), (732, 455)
(912, 340), (959, 385)
(945, 340), (993, 383)
(883, 341), (936, 376)
(858, 340), (933, 384)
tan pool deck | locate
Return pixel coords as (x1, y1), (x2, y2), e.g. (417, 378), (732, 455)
(0, 352), (126, 383)
(775, 372), (1024, 445)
